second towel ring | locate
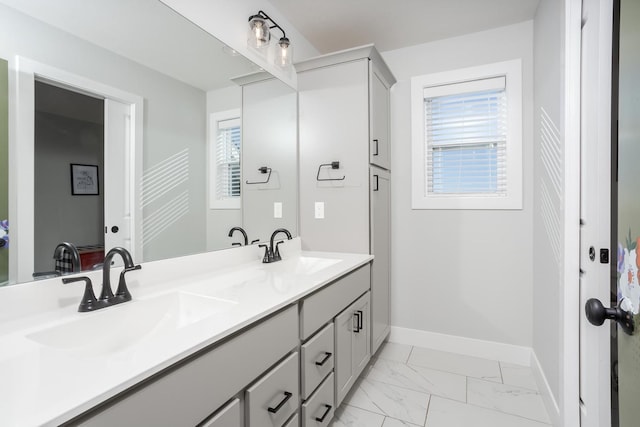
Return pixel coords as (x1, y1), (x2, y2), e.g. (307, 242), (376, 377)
(317, 161), (346, 181)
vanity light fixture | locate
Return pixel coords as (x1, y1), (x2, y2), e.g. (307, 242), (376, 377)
(247, 10), (293, 68)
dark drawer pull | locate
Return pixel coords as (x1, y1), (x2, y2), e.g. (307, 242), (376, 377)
(267, 391), (292, 414)
(315, 404), (332, 422)
(315, 352), (332, 366)
(356, 310), (363, 330)
(353, 311), (360, 333)
(373, 139), (379, 156)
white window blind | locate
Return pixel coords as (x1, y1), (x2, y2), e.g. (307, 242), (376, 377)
(215, 117), (241, 200)
(423, 76), (507, 196)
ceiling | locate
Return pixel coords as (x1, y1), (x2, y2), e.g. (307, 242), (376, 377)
(270, 0), (540, 54)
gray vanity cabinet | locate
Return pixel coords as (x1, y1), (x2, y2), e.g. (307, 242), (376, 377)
(297, 45), (395, 356)
(370, 167), (391, 353)
(370, 65), (391, 170)
(69, 306), (298, 427)
(335, 291), (370, 406)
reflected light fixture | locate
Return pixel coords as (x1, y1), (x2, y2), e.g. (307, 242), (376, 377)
(247, 10), (293, 68)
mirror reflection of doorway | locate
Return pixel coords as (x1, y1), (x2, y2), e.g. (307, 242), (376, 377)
(33, 81), (105, 276)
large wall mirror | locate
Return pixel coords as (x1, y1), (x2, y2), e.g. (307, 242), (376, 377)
(0, 0), (298, 286)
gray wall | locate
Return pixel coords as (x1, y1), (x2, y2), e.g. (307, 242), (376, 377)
(0, 4), (208, 264)
(382, 21), (535, 347)
(33, 110), (104, 273)
(533, 0), (564, 404)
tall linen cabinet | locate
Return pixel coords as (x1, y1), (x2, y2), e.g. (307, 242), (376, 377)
(297, 45), (395, 355)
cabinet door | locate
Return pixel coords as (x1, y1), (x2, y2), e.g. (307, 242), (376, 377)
(370, 67), (390, 170)
(201, 398), (241, 427)
(352, 292), (371, 378)
(334, 303), (356, 406)
(370, 167), (391, 354)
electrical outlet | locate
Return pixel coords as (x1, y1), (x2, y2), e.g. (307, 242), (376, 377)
(274, 202), (282, 218)
(314, 202), (325, 219)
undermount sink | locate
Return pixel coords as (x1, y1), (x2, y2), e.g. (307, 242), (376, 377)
(26, 292), (237, 356)
(265, 256), (341, 275)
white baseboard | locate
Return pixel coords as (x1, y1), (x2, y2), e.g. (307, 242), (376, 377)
(531, 351), (561, 426)
(388, 326), (532, 366)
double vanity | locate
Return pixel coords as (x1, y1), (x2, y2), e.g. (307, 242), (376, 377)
(0, 238), (375, 426)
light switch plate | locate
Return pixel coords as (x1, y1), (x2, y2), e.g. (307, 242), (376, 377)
(274, 202), (282, 218)
(314, 202), (325, 219)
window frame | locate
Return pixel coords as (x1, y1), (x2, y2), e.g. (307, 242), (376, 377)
(208, 109), (241, 210)
(410, 59), (523, 210)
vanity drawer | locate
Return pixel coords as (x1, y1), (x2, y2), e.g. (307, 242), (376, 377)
(300, 264), (370, 340)
(201, 398), (241, 427)
(301, 373), (334, 427)
(301, 322), (334, 400)
(246, 351), (299, 427)
(283, 413), (299, 427)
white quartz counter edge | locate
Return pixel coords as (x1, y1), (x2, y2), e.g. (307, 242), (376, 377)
(0, 248), (372, 426)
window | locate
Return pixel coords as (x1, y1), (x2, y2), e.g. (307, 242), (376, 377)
(209, 109), (241, 209)
(411, 60), (522, 209)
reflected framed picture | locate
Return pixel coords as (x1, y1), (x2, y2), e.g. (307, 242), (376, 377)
(70, 164), (99, 195)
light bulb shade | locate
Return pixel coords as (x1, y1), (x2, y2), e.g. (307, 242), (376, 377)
(276, 37), (293, 67)
(248, 15), (271, 49)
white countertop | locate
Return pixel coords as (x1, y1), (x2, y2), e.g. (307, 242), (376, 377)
(0, 240), (372, 426)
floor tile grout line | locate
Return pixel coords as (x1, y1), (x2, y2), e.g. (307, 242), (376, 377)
(430, 395), (553, 426)
(468, 375), (543, 395)
(406, 345), (415, 364)
(402, 361), (502, 384)
(423, 393), (432, 426)
(498, 360), (504, 384)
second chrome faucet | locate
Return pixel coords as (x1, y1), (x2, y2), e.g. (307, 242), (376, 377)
(63, 247), (141, 312)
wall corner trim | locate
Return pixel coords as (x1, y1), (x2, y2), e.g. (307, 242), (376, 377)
(388, 326), (532, 366)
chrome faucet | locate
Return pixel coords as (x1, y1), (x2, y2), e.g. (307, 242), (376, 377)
(53, 242), (81, 272)
(260, 228), (292, 263)
(62, 247), (141, 312)
(228, 226), (248, 246)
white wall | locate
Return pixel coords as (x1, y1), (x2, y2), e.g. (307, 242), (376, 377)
(381, 21), (535, 347)
(532, 0), (564, 410)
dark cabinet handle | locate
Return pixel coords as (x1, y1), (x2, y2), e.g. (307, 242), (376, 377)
(373, 175), (379, 191)
(315, 352), (332, 366)
(267, 391), (292, 414)
(373, 139), (379, 156)
(353, 311), (361, 333)
(315, 404), (333, 422)
(356, 310), (363, 330)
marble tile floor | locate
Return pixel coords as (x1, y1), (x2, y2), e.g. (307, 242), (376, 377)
(330, 342), (551, 427)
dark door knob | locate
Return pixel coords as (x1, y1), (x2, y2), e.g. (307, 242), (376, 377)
(585, 298), (634, 335)
(111, 226), (119, 233)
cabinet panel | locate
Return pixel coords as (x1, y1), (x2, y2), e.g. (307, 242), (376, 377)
(246, 352), (299, 427)
(300, 264), (370, 340)
(370, 67), (390, 170)
(301, 322), (334, 400)
(74, 306), (298, 427)
(370, 167), (391, 354)
(201, 398), (241, 427)
(298, 59), (370, 253)
(301, 373), (335, 427)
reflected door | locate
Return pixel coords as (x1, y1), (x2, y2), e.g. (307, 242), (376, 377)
(612, 0), (640, 424)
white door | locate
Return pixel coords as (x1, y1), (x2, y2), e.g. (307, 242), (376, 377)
(104, 98), (132, 253)
(581, 0), (640, 426)
(579, 0), (614, 426)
